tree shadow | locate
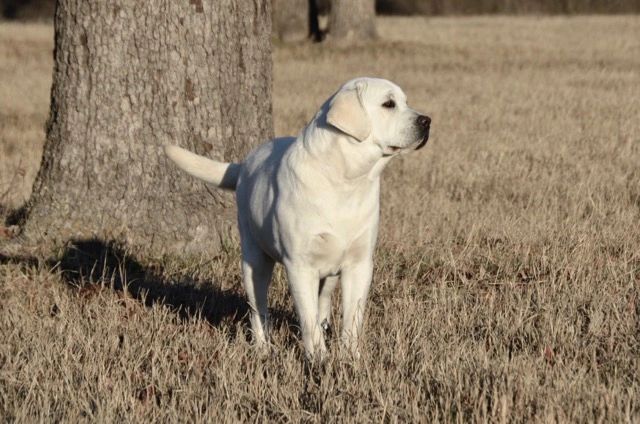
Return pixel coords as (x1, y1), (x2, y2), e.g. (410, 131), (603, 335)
(0, 238), (296, 336)
(56, 238), (251, 327)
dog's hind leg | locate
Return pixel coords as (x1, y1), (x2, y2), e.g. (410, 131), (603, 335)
(318, 275), (339, 336)
(241, 243), (275, 349)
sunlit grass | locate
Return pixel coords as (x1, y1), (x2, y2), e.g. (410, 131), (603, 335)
(1, 16), (639, 421)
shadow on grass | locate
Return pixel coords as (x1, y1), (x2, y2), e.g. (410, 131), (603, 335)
(0, 238), (295, 334)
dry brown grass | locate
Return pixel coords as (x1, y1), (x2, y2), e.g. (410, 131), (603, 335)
(0, 23), (51, 210)
(1, 16), (640, 422)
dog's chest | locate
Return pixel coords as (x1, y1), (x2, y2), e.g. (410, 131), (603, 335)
(308, 231), (369, 277)
(306, 201), (377, 277)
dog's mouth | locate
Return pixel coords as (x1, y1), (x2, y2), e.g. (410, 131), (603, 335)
(382, 130), (429, 156)
(382, 145), (402, 156)
(415, 134), (429, 150)
(415, 127), (430, 150)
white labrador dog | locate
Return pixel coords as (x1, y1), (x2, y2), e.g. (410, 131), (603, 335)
(165, 77), (430, 358)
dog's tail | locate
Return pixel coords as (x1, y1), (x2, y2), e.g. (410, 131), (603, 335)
(164, 144), (240, 191)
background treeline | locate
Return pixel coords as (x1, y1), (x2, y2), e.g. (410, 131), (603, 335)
(3, 0), (640, 21)
(2, 0), (52, 20)
(378, 0), (640, 14)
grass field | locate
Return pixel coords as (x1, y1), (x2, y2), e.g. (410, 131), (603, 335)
(1, 16), (640, 422)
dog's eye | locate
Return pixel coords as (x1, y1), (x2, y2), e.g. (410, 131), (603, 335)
(382, 100), (396, 109)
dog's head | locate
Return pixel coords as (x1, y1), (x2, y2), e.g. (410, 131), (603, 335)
(326, 77), (430, 156)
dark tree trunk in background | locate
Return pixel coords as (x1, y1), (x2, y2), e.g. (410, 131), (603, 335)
(329, 0), (376, 41)
(23, 0), (273, 257)
(272, 0), (309, 42)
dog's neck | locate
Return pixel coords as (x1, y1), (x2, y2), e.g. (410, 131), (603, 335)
(301, 115), (393, 183)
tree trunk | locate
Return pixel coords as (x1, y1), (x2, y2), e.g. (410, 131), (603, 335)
(23, 0), (273, 258)
(272, 0), (309, 42)
(329, 0), (376, 41)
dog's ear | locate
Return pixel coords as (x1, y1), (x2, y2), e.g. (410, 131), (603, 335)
(326, 86), (370, 142)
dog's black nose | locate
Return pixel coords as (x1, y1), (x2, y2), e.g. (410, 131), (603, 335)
(417, 115), (431, 128)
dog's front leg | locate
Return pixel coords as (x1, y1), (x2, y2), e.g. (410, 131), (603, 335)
(340, 260), (373, 357)
(285, 264), (326, 359)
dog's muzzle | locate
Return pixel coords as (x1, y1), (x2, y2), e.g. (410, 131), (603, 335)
(415, 115), (431, 150)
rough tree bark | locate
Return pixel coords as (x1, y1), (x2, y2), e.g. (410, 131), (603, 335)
(23, 0), (273, 257)
(329, 0), (377, 41)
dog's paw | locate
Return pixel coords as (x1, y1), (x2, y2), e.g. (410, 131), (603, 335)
(320, 319), (332, 338)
